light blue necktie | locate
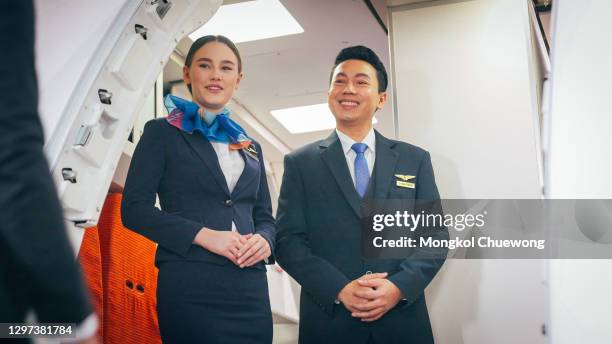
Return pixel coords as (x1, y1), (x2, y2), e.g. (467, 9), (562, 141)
(352, 143), (370, 198)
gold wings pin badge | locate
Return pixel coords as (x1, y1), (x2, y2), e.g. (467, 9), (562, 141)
(394, 174), (415, 188)
(243, 143), (259, 161)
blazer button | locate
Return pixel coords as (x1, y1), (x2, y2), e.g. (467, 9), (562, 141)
(225, 199), (233, 207)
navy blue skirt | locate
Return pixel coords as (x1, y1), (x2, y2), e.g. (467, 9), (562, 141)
(156, 261), (272, 344)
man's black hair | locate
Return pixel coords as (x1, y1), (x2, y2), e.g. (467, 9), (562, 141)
(329, 45), (388, 93)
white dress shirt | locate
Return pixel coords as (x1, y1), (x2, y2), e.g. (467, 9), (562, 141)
(336, 128), (376, 187)
(210, 141), (244, 231)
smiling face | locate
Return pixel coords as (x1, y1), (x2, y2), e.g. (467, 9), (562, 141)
(328, 59), (387, 131)
(183, 41), (242, 112)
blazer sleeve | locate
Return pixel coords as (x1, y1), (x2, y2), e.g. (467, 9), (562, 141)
(387, 151), (449, 305)
(276, 154), (350, 311)
(0, 112), (93, 324)
(121, 119), (203, 257)
(0, 0), (91, 324)
(251, 142), (276, 263)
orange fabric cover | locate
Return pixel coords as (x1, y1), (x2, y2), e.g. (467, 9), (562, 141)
(78, 226), (104, 340)
(78, 193), (161, 344)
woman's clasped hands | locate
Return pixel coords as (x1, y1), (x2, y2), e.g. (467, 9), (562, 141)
(194, 228), (271, 268)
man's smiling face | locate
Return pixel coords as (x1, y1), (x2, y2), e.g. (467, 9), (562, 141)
(328, 59), (387, 129)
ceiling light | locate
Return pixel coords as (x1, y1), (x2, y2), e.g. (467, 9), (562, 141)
(188, 0), (304, 43)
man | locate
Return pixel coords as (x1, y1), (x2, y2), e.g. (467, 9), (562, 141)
(0, 1), (97, 343)
(276, 46), (447, 343)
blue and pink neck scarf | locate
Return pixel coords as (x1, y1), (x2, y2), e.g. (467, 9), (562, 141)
(164, 94), (252, 150)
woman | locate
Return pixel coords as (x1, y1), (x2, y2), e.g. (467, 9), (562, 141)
(121, 35), (275, 343)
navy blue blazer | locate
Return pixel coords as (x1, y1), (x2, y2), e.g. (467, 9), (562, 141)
(121, 118), (275, 269)
(276, 131), (448, 344)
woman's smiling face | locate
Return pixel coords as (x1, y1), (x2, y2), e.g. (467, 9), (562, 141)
(183, 41), (243, 112)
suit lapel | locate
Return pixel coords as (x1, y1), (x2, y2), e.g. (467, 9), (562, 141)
(373, 131), (399, 200)
(231, 148), (258, 197)
(178, 130), (230, 196)
(320, 132), (362, 217)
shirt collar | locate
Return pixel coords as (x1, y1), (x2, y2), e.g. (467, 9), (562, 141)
(335, 128), (376, 155)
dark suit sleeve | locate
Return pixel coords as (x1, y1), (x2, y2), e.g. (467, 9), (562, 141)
(121, 120), (203, 256)
(252, 142), (276, 263)
(387, 151), (449, 305)
(276, 154), (350, 310)
(0, 0), (91, 323)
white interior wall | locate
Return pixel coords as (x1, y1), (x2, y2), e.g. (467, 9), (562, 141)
(391, 0), (542, 199)
(389, 1), (546, 343)
(546, 1), (612, 343)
